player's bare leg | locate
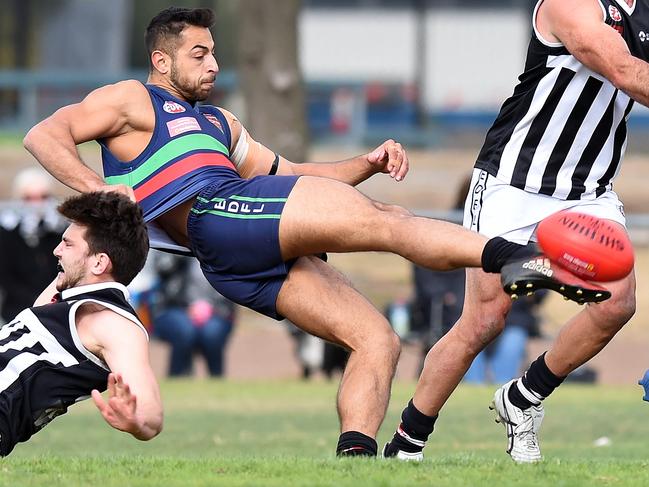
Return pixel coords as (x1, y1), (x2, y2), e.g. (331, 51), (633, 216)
(276, 255), (401, 456)
(278, 176), (486, 271)
(381, 268), (508, 460)
(544, 271), (636, 375)
(412, 269), (510, 415)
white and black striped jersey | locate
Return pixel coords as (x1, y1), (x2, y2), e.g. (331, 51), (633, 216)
(0, 282), (146, 456)
(476, 0), (649, 200)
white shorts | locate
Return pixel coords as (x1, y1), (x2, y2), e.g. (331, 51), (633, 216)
(462, 169), (627, 245)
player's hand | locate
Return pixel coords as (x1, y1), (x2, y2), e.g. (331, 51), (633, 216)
(366, 139), (409, 181)
(97, 183), (137, 202)
(92, 373), (141, 435)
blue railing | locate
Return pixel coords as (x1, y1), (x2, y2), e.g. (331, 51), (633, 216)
(4, 69), (649, 148)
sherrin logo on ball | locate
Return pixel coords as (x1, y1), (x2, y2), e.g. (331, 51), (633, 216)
(537, 211), (634, 282)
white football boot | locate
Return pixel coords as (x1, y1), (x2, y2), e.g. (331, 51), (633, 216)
(382, 442), (424, 462)
(490, 379), (545, 463)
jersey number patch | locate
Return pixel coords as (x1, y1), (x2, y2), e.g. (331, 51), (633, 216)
(0, 310), (78, 393)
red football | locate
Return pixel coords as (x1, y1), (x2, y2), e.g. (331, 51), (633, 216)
(537, 211), (634, 282)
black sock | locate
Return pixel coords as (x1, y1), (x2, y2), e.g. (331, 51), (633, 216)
(481, 237), (538, 273)
(387, 399), (437, 454)
(336, 431), (377, 457)
(508, 352), (566, 409)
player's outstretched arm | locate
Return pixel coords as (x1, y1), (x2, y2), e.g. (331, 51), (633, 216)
(540, 0), (649, 107)
(87, 310), (163, 441)
(219, 108), (409, 186)
(91, 373), (157, 440)
(278, 138), (409, 185)
(23, 80), (141, 199)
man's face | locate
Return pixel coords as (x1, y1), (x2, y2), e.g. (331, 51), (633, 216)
(53, 223), (93, 292)
(169, 25), (219, 103)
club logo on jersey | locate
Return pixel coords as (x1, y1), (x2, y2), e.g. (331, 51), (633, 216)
(204, 113), (224, 132)
(166, 117), (201, 137)
(608, 5), (622, 22)
(163, 101), (186, 114)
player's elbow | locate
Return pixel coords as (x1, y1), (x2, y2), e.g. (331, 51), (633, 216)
(603, 56), (640, 93)
(22, 124), (40, 153)
(606, 68), (629, 92)
(147, 409), (164, 439)
(23, 119), (53, 153)
(135, 413), (164, 441)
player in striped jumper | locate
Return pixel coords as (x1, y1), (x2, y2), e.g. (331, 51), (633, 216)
(386, 0), (641, 463)
(0, 191), (161, 456)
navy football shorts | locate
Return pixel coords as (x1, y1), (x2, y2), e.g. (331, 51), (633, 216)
(187, 175), (300, 319)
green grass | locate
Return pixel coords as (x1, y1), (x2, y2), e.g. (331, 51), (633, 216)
(4, 381), (649, 486)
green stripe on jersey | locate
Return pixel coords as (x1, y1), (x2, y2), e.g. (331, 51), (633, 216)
(190, 208), (281, 219)
(105, 134), (229, 186)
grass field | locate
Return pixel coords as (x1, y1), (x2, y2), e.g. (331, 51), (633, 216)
(4, 380), (649, 486)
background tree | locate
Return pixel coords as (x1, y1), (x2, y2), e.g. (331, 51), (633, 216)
(237, 0), (309, 163)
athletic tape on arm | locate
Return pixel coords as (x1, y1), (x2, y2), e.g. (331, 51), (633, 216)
(231, 125), (280, 175)
(230, 126), (250, 169)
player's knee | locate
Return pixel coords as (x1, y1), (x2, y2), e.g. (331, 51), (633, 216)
(469, 317), (506, 352)
(456, 302), (509, 352)
(361, 207), (409, 246)
(361, 325), (401, 365)
(386, 328), (402, 363)
(373, 200), (412, 217)
(377, 327), (402, 363)
(594, 292), (636, 332)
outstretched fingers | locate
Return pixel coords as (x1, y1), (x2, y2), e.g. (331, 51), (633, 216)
(92, 372), (139, 433)
(390, 141), (409, 181)
(91, 388), (108, 415)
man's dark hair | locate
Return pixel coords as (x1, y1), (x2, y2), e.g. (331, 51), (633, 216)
(58, 192), (149, 286)
(145, 6), (215, 68)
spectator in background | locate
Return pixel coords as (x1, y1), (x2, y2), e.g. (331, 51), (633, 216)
(408, 264), (465, 372)
(151, 252), (235, 377)
(0, 168), (66, 322)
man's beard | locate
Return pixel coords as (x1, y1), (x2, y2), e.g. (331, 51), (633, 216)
(56, 264), (84, 292)
(170, 64), (209, 103)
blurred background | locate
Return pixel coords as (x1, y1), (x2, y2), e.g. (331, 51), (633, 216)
(0, 0), (647, 386)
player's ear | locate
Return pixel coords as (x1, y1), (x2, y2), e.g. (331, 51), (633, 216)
(151, 50), (171, 75)
(91, 253), (112, 277)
